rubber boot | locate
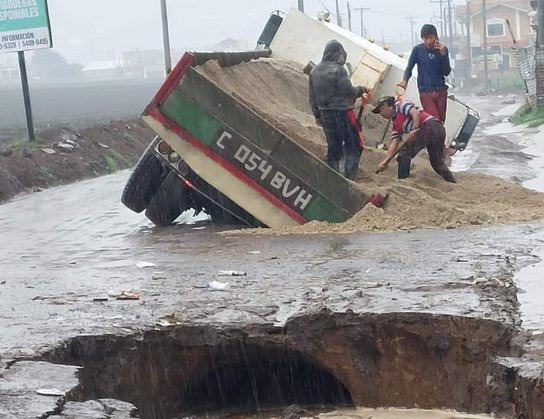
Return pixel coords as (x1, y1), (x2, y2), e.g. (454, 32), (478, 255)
(398, 159), (411, 179)
(344, 152), (361, 180)
(442, 170), (457, 183)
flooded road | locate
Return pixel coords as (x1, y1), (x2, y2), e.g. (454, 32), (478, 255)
(1, 168), (543, 356)
(1, 94), (544, 356)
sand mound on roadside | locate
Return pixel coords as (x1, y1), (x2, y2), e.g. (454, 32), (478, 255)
(198, 58), (544, 234)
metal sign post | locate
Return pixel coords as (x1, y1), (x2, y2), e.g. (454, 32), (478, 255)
(0, 0), (53, 142)
(18, 51), (34, 141)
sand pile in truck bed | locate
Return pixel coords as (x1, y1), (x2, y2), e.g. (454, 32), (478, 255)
(197, 58), (544, 233)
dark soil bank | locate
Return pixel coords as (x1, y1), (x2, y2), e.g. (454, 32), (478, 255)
(0, 120), (153, 202)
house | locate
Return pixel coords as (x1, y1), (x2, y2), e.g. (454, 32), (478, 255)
(81, 61), (124, 81)
(456, 0), (533, 76)
(122, 50), (164, 79)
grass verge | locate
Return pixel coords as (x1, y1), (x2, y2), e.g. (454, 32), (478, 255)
(511, 103), (544, 127)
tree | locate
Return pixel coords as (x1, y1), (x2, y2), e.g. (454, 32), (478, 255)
(30, 49), (83, 81)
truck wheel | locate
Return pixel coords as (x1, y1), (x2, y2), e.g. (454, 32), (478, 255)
(121, 154), (165, 213)
(145, 172), (188, 226)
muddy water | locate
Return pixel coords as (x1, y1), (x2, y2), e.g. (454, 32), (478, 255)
(0, 168), (543, 357)
(517, 126), (544, 332)
(318, 407), (494, 419)
(447, 96), (544, 334)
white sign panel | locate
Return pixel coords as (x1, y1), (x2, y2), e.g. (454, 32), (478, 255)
(0, 0), (52, 54)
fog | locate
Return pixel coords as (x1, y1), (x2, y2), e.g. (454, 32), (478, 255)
(46, 0), (440, 65)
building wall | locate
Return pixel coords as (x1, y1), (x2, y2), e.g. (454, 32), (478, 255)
(471, 4), (532, 48)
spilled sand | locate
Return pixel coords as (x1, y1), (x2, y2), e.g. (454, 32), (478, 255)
(197, 58), (544, 234)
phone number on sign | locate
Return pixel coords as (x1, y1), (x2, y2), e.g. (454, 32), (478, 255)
(0, 38), (49, 50)
(0, 41), (17, 49)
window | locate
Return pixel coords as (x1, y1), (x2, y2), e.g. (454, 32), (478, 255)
(487, 21), (505, 37)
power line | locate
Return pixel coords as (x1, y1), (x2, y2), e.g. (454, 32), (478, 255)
(335, 0), (342, 26)
(430, 0), (445, 36)
(406, 16), (417, 47)
(353, 7), (370, 37)
(347, 1), (352, 31)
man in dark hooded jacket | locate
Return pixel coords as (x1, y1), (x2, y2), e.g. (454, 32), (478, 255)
(309, 40), (368, 180)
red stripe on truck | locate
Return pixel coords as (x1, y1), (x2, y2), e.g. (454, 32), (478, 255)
(147, 107), (308, 225)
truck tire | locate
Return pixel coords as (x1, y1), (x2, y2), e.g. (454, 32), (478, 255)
(145, 172), (188, 226)
(121, 154), (165, 213)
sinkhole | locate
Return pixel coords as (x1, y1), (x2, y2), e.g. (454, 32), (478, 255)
(41, 312), (538, 419)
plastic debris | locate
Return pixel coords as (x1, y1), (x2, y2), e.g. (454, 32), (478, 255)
(247, 251), (261, 254)
(92, 297), (108, 302)
(55, 142), (75, 152)
(36, 388), (65, 396)
(136, 261), (156, 268)
(116, 291), (140, 300)
(218, 270), (246, 276)
(41, 148), (56, 155)
(209, 281), (230, 290)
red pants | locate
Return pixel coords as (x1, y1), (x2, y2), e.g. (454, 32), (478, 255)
(419, 90), (448, 122)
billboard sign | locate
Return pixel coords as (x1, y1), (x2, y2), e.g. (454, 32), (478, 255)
(0, 0), (52, 54)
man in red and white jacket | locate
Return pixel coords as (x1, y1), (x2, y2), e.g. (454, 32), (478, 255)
(372, 96), (455, 183)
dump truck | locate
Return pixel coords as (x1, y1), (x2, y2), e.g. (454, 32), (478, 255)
(121, 8), (479, 228)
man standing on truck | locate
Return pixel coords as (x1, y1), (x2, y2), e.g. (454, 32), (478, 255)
(372, 96), (456, 183)
(397, 24), (451, 123)
(309, 39), (369, 180)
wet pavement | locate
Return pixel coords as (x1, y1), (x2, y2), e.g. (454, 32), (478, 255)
(0, 94), (540, 351)
(2, 93), (544, 418)
(0, 168), (543, 357)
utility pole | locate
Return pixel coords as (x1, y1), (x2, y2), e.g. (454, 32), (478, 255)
(466, 0), (472, 82)
(482, 0), (488, 90)
(347, 2), (352, 31)
(538, 0), (544, 46)
(160, 0), (172, 75)
(406, 16), (417, 47)
(297, 0), (304, 12)
(335, 0), (342, 27)
(354, 7), (370, 37)
(430, 0), (445, 36)
(447, 0), (454, 48)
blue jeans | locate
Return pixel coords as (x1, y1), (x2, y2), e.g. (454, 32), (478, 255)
(321, 110), (362, 180)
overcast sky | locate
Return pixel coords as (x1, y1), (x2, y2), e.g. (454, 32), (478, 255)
(45, 0), (441, 64)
